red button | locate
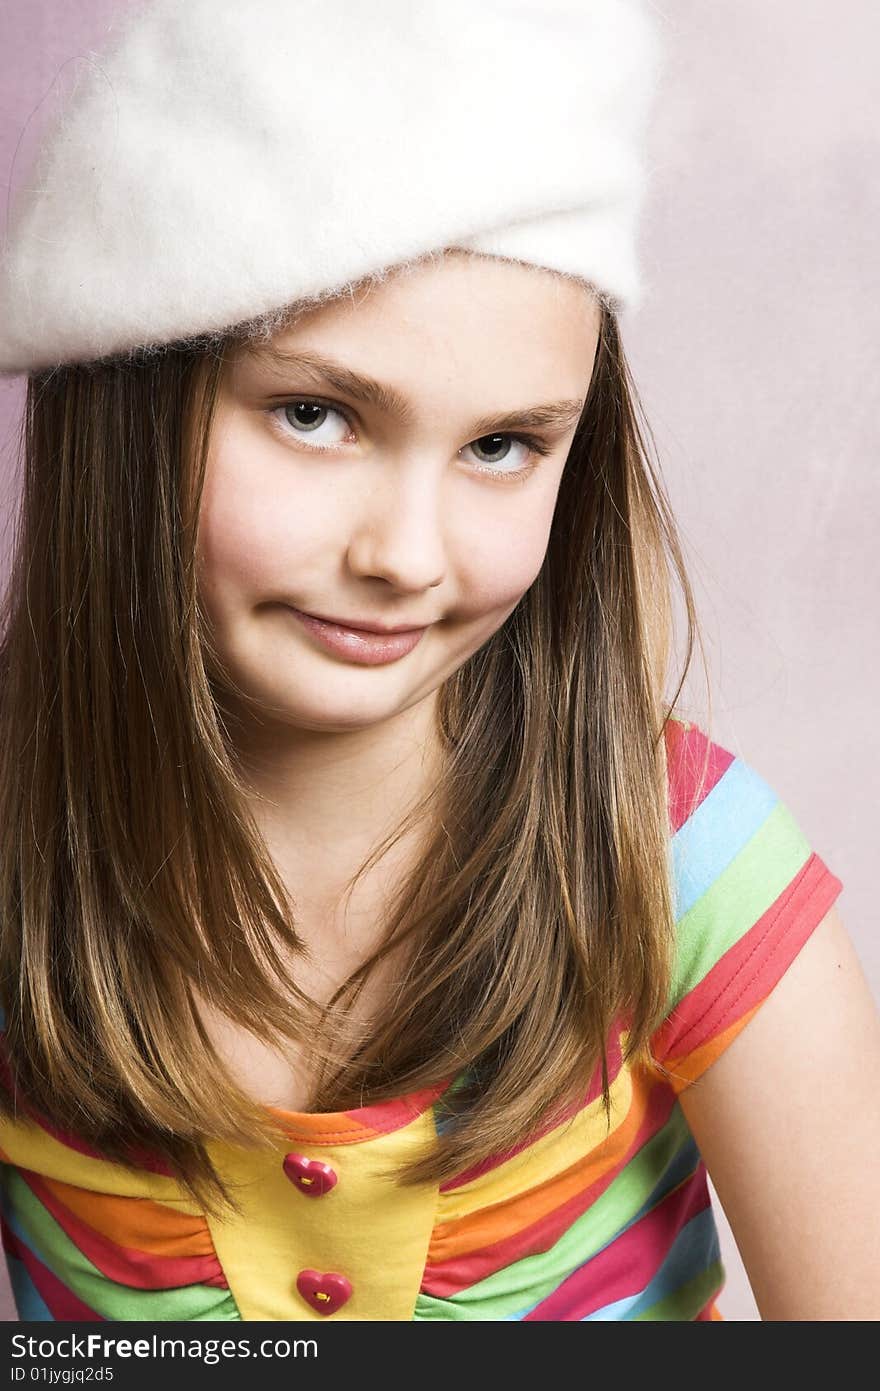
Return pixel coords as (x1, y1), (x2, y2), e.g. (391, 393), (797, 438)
(296, 1269), (352, 1316)
(283, 1152), (338, 1196)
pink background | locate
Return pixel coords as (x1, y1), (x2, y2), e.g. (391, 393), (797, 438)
(1, 1), (877, 1322)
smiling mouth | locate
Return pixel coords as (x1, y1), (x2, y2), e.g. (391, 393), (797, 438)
(287, 607), (429, 665)
(298, 609), (428, 635)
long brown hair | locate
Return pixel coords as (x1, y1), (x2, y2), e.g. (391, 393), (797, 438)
(0, 280), (711, 1217)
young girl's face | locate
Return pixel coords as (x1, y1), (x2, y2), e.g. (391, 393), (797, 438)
(197, 252), (601, 736)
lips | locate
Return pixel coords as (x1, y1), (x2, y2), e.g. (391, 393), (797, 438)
(302, 611), (425, 635)
(287, 607), (428, 666)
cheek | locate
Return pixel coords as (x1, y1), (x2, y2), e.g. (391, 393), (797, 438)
(455, 494), (557, 611)
(197, 490), (274, 608)
(196, 455), (328, 610)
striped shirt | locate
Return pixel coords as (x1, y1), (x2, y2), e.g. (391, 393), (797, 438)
(0, 718), (843, 1320)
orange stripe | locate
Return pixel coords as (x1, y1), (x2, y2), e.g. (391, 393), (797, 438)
(264, 1081), (450, 1146)
(427, 1069), (656, 1262)
(264, 1107), (370, 1143)
(32, 1172), (216, 1258)
(660, 1002), (761, 1094)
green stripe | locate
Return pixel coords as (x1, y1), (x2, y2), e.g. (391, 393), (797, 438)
(670, 801), (811, 1008)
(633, 1258), (725, 1320)
(414, 1104), (691, 1320)
(6, 1167), (240, 1320)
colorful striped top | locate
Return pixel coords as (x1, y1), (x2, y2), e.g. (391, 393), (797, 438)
(0, 718), (844, 1321)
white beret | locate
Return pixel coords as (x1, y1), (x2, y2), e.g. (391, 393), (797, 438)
(0, 0), (665, 375)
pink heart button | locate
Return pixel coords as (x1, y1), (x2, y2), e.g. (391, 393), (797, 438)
(296, 1268), (352, 1316)
(282, 1152), (338, 1196)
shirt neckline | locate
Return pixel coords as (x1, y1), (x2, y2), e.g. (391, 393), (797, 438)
(263, 1074), (458, 1146)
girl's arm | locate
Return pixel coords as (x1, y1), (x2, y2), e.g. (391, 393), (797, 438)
(678, 905), (880, 1320)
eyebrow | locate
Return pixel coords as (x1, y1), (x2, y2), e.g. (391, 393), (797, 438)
(246, 345), (586, 436)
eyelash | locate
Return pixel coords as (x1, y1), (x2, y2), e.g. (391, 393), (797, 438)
(265, 396), (554, 482)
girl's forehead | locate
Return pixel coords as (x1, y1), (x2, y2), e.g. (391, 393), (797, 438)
(240, 250), (600, 347)
(217, 254), (602, 424)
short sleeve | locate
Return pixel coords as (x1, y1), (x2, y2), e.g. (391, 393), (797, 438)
(649, 718), (844, 1094)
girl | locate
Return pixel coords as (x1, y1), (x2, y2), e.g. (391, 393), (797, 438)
(0, 0), (877, 1324)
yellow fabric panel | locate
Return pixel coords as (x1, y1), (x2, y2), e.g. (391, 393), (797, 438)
(203, 1109), (440, 1321)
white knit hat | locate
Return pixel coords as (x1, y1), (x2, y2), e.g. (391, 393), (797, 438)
(0, 0), (665, 376)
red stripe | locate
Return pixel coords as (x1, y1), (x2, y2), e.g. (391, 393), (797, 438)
(1, 1211), (103, 1321)
(15, 1167), (226, 1292)
(422, 1081), (678, 1296)
(664, 721), (732, 833)
(334, 1079), (453, 1136)
(653, 853), (843, 1063)
(523, 1165), (713, 1320)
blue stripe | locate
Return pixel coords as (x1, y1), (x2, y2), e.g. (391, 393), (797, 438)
(505, 1203), (721, 1322)
(672, 758), (778, 917)
(505, 1134), (708, 1321)
(610, 1206), (721, 1320)
(627, 1134), (702, 1226)
(3, 1251), (54, 1320)
(0, 1181), (55, 1320)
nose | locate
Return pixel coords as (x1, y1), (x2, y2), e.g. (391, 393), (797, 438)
(345, 464), (446, 594)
